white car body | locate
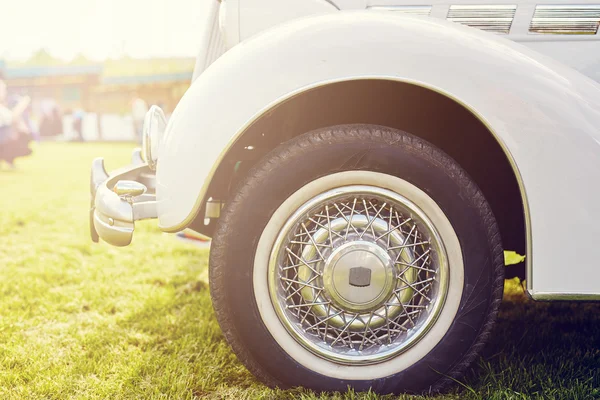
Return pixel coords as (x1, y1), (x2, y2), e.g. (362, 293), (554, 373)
(92, 0), (600, 301)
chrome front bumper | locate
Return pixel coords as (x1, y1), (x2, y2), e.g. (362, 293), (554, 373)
(90, 149), (157, 246)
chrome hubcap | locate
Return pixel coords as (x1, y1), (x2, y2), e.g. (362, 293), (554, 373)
(268, 185), (449, 364)
(322, 241), (394, 313)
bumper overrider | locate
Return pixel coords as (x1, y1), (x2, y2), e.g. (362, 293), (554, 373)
(89, 106), (166, 246)
(89, 149), (157, 246)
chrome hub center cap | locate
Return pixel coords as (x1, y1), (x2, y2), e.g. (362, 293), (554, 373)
(323, 241), (394, 312)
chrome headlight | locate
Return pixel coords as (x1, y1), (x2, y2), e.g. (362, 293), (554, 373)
(142, 106), (167, 171)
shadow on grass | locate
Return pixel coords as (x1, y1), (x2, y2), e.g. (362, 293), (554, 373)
(462, 286), (600, 399)
(89, 272), (600, 399)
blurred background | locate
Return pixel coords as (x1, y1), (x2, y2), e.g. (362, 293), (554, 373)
(0, 3), (228, 396)
(0, 0), (208, 145)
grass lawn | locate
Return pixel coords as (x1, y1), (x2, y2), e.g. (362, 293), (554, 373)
(0, 142), (598, 399)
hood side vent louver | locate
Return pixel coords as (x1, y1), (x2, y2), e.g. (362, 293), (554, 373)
(447, 5), (517, 34)
(530, 5), (600, 35)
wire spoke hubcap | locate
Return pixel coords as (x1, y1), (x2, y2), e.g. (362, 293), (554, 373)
(268, 185), (449, 364)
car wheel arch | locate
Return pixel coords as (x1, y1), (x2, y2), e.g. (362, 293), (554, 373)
(192, 78), (528, 278)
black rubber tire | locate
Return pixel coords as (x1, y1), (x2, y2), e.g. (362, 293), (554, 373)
(209, 125), (504, 394)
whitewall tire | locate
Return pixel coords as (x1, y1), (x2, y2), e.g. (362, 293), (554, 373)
(209, 125), (504, 394)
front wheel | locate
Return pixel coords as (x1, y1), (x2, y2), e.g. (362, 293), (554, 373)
(209, 125), (504, 394)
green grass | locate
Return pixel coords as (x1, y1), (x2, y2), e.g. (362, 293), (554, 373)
(0, 143), (598, 399)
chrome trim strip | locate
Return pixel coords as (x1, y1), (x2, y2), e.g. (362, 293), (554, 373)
(447, 5), (517, 34)
(530, 5), (600, 35)
(368, 5), (432, 16)
(529, 291), (600, 301)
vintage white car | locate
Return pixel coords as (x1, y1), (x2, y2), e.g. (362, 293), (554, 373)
(89, 0), (600, 394)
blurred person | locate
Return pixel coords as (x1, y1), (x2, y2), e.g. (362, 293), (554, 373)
(0, 79), (33, 168)
(51, 106), (63, 136)
(39, 101), (63, 138)
(131, 94), (148, 142)
(9, 91), (39, 142)
(72, 109), (85, 142)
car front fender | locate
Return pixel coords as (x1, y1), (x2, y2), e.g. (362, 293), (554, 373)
(156, 11), (600, 297)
